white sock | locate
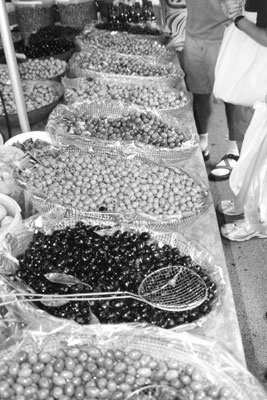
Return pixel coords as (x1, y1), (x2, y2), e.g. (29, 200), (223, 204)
(226, 140), (239, 156)
(199, 133), (209, 151)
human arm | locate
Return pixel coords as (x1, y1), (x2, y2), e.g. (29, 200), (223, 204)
(222, 0), (267, 47)
(234, 17), (267, 47)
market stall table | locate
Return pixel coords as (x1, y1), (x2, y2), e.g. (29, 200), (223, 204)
(172, 103), (245, 365)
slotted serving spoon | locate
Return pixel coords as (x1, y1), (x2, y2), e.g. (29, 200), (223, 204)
(0, 265), (208, 311)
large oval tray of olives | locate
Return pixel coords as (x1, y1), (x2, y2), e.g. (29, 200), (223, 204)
(62, 76), (190, 118)
(75, 30), (169, 60)
(68, 49), (183, 84)
(0, 80), (64, 127)
(16, 146), (211, 230)
(1, 216), (224, 332)
(0, 324), (266, 400)
(46, 100), (197, 161)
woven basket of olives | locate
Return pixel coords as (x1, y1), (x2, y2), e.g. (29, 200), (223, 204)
(62, 76), (190, 118)
(0, 80), (64, 127)
(1, 321), (266, 400)
(46, 100), (197, 161)
(75, 30), (171, 60)
(68, 49), (183, 85)
(15, 145), (211, 231)
(0, 214), (224, 331)
(0, 58), (68, 83)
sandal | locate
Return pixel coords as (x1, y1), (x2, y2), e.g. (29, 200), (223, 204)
(208, 154), (239, 181)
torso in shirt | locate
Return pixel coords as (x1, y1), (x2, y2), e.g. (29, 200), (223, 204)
(185, 0), (230, 40)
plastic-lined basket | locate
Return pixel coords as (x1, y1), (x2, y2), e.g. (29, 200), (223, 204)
(68, 49), (183, 85)
(46, 99), (197, 162)
(76, 30), (171, 60)
(62, 75), (190, 118)
(15, 145), (211, 231)
(0, 214), (225, 332)
(0, 80), (64, 127)
(0, 325), (266, 400)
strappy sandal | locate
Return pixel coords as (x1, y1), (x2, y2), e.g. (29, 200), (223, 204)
(208, 154), (239, 181)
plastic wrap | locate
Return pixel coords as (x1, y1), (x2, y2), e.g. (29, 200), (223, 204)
(0, 213), (224, 332)
(62, 75), (190, 118)
(0, 324), (266, 400)
(0, 80), (64, 127)
(68, 49), (183, 85)
(75, 30), (172, 60)
(46, 99), (197, 162)
(0, 59), (68, 83)
(15, 145), (211, 231)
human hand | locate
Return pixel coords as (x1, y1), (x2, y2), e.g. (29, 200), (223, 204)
(221, 0), (243, 19)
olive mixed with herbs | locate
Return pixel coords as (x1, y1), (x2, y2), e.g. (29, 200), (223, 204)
(19, 150), (205, 216)
(0, 343), (233, 400)
(12, 138), (51, 153)
(64, 78), (188, 110)
(71, 50), (177, 77)
(16, 222), (218, 327)
(64, 108), (187, 148)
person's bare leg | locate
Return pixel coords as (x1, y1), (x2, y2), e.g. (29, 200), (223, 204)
(209, 102), (239, 181)
(192, 93), (212, 160)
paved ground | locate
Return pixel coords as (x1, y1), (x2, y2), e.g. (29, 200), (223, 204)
(206, 99), (267, 390)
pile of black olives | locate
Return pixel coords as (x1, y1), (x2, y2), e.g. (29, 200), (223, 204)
(15, 39), (76, 59)
(28, 25), (81, 42)
(16, 222), (218, 327)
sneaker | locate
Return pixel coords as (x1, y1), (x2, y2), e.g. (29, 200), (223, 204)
(220, 219), (267, 242)
(217, 200), (244, 217)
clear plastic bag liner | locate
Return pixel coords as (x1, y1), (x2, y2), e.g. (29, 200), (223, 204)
(0, 324), (266, 400)
(61, 75), (190, 117)
(46, 99), (197, 162)
(75, 30), (173, 61)
(68, 50), (183, 84)
(15, 145), (211, 232)
(0, 212), (224, 332)
(0, 80), (64, 119)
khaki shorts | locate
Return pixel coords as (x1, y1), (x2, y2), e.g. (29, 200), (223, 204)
(183, 34), (222, 94)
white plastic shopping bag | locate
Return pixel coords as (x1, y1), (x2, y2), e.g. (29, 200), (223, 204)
(230, 101), (267, 232)
(213, 23), (267, 106)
